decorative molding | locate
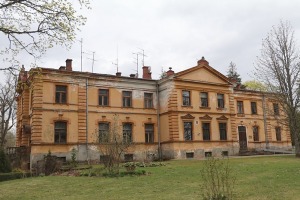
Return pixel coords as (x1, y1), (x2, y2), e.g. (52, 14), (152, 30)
(216, 115), (228, 120)
(181, 113), (195, 119)
(199, 114), (212, 120)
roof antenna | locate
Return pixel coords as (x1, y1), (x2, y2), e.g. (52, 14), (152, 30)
(112, 44), (119, 73)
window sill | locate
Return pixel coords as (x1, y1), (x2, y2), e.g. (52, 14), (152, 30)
(237, 113), (245, 117)
(97, 105), (110, 107)
(182, 105), (193, 108)
(199, 106), (211, 109)
(216, 107), (225, 110)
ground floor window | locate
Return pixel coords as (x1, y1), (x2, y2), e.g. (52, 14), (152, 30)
(99, 123), (109, 143)
(54, 121), (67, 143)
(184, 122), (193, 141)
(253, 126), (259, 141)
(123, 123), (132, 143)
(275, 127), (281, 141)
(219, 123), (227, 140)
(202, 123), (210, 140)
(145, 124), (154, 143)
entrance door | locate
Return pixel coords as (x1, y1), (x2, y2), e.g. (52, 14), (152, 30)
(238, 126), (247, 151)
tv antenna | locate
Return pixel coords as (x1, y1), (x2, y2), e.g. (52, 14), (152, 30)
(138, 48), (147, 67)
(112, 45), (119, 72)
(132, 52), (139, 77)
(86, 51), (97, 73)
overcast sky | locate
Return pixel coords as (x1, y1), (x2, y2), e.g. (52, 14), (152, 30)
(5, 0), (300, 81)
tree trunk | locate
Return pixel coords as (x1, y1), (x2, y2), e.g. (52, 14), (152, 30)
(294, 134), (300, 158)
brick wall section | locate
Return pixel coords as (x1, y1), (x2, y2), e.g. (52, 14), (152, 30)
(78, 83), (87, 143)
(31, 77), (43, 143)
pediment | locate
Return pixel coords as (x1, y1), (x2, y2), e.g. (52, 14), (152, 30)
(199, 114), (212, 120)
(216, 115), (228, 120)
(181, 114), (195, 119)
(175, 65), (230, 85)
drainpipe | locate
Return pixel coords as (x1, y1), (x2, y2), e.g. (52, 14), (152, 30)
(86, 78), (89, 161)
(262, 94), (269, 149)
(156, 83), (162, 161)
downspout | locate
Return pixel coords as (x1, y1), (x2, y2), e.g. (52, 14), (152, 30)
(156, 83), (162, 161)
(262, 94), (269, 149)
(86, 78), (89, 160)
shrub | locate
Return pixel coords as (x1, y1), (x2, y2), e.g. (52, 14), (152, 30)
(201, 157), (236, 200)
(0, 148), (11, 173)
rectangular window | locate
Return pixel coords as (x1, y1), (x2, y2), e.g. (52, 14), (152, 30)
(273, 103), (279, 115)
(99, 123), (109, 143)
(217, 94), (224, 108)
(144, 93), (153, 108)
(275, 127), (281, 141)
(122, 91), (132, 107)
(251, 102), (257, 114)
(55, 85), (67, 104)
(200, 92), (208, 107)
(99, 89), (109, 106)
(219, 123), (227, 140)
(123, 123), (132, 143)
(145, 124), (154, 143)
(182, 90), (191, 106)
(202, 123), (210, 140)
(237, 101), (244, 114)
(184, 122), (193, 141)
(253, 126), (259, 141)
(54, 121), (67, 143)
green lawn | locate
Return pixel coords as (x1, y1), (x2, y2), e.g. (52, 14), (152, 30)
(1, 155), (300, 200)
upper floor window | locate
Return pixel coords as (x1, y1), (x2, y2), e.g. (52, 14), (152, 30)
(123, 123), (132, 143)
(145, 124), (154, 143)
(55, 85), (67, 104)
(217, 94), (224, 108)
(237, 101), (244, 114)
(275, 127), (281, 141)
(122, 91), (132, 107)
(182, 90), (191, 106)
(99, 123), (109, 143)
(144, 93), (153, 108)
(251, 102), (257, 114)
(219, 123), (227, 140)
(202, 122), (210, 141)
(99, 89), (109, 106)
(273, 103), (279, 115)
(184, 122), (193, 141)
(200, 92), (208, 107)
(54, 121), (67, 144)
(253, 126), (259, 141)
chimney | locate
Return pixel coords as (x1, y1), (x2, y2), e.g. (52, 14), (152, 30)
(59, 66), (66, 70)
(142, 66), (152, 79)
(66, 59), (72, 71)
(129, 74), (136, 78)
(197, 56), (209, 66)
(166, 67), (174, 77)
(116, 72), (121, 77)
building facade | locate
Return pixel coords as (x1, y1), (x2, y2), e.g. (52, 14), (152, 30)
(16, 57), (292, 165)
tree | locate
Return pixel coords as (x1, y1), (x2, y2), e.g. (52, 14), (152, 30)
(243, 80), (267, 92)
(227, 62), (241, 85)
(0, 72), (17, 149)
(98, 114), (132, 174)
(255, 20), (300, 157)
(0, 0), (90, 72)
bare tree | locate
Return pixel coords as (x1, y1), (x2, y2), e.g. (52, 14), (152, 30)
(98, 114), (132, 174)
(0, 0), (90, 71)
(0, 72), (17, 149)
(255, 20), (300, 157)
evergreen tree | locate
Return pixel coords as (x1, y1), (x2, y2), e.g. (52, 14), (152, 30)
(227, 62), (241, 84)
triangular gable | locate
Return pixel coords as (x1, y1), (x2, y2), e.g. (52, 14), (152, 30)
(199, 114), (212, 120)
(181, 114), (195, 119)
(174, 58), (231, 85)
(216, 115), (228, 120)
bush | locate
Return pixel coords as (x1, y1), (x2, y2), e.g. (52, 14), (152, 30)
(0, 171), (32, 182)
(201, 157), (236, 200)
(0, 148), (11, 173)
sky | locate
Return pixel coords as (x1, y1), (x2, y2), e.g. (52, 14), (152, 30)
(3, 0), (300, 81)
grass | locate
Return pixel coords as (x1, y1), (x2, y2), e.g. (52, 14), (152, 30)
(1, 155), (300, 200)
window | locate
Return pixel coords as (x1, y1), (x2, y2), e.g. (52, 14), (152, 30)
(123, 123), (132, 143)
(145, 124), (154, 143)
(122, 91), (132, 107)
(200, 92), (208, 107)
(273, 103), (279, 115)
(186, 152), (194, 158)
(202, 123), (210, 140)
(237, 101), (244, 114)
(55, 85), (67, 104)
(54, 121), (67, 143)
(182, 90), (191, 106)
(99, 123), (109, 143)
(251, 102), (257, 114)
(99, 89), (109, 106)
(275, 127), (281, 141)
(253, 126), (259, 141)
(184, 122), (193, 141)
(144, 93), (153, 108)
(219, 123), (227, 140)
(217, 94), (224, 108)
